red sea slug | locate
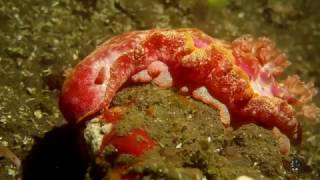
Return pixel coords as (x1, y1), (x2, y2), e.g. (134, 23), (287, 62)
(59, 28), (319, 156)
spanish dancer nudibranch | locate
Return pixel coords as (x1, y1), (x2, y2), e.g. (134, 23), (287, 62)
(59, 28), (319, 155)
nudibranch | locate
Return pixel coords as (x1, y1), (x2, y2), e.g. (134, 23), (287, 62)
(60, 28), (319, 155)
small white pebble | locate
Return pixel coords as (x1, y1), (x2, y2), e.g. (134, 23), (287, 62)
(176, 143), (182, 149)
(84, 118), (113, 155)
(0, 118), (7, 125)
(26, 87), (36, 94)
(7, 167), (17, 177)
(159, 142), (165, 148)
(214, 148), (221, 153)
(306, 136), (315, 142)
(236, 175), (255, 180)
(22, 136), (33, 145)
(1, 140), (8, 147)
(180, 86), (189, 93)
(101, 123), (112, 134)
(34, 110), (43, 119)
(73, 53), (78, 60)
(238, 12), (245, 18)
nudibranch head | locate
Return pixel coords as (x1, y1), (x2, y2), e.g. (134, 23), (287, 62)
(59, 32), (148, 123)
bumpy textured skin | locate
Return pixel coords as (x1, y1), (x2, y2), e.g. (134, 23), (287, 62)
(60, 28), (318, 143)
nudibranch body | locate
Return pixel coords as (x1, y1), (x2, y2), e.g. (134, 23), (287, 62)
(60, 29), (319, 153)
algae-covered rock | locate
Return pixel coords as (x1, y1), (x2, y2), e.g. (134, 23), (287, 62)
(86, 84), (286, 179)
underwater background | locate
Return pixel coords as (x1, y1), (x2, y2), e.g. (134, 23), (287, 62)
(0, 0), (319, 179)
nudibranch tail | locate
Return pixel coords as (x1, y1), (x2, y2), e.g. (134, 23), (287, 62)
(230, 35), (320, 143)
(282, 75), (320, 119)
(60, 28), (319, 147)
